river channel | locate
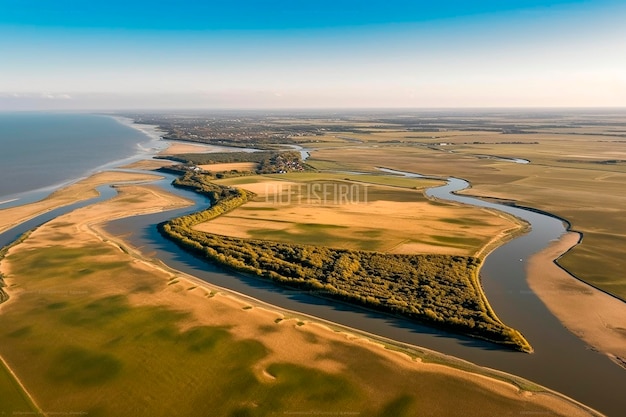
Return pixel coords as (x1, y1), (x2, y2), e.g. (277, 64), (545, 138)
(2, 168), (625, 415)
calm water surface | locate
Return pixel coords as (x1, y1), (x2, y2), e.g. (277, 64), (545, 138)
(0, 113), (160, 205)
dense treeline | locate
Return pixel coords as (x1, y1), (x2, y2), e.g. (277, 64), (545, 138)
(170, 171), (254, 204)
(157, 150), (307, 174)
(157, 151), (276, 165)
(159, 173), (532, 352)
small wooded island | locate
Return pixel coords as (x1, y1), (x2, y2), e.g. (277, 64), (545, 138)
(158, 171), (532, 352)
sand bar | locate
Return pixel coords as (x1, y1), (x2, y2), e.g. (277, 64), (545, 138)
(0, 171), (163, 234)
(159, 141), (243, 155)
(527, 232), (626, 367)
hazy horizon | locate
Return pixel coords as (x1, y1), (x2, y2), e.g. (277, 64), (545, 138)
(2, 0), (625, 110)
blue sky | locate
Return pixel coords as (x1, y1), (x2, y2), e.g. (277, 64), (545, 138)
(1, 0), (625, 109)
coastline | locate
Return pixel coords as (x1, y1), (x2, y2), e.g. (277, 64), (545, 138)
(109, 115), (166, 143)
(115, 139), (626, 361)
(0, 113), (168, 230)
(527, 232), (626, 368)
(0, 114), (167, 209)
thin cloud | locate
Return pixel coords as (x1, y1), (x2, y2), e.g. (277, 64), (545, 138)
(39, 92), (73, 100)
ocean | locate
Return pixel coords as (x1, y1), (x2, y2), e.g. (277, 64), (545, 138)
(0, 113), (164, 206)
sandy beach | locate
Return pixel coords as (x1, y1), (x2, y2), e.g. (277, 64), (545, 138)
(527, 232), (626, 367)
(159, 141), (243, 155)
(110, 116), (166, 142)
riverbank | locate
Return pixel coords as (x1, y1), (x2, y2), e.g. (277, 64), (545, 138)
(527, 232), (626, 368)
(0, 175), (599, 416)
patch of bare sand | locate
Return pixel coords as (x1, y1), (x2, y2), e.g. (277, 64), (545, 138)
(159, 142), (237, 155)
(0, 171), (163, 234)
(233, 180), (300, 196)
(120, 159), (174, 170)
(527, 232), (626, 367)
(392, 242), (474, 255)
(199, 162), (258, 172)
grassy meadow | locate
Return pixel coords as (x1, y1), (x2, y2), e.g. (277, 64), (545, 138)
(0, 183), (590, 416)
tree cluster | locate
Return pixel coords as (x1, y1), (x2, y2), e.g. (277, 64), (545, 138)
(156, 150), (308, 174)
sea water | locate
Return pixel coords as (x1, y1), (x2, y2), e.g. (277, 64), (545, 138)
(0, 112), (161, 206)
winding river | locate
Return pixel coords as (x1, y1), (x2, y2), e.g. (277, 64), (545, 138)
(2, 168), (625, 415)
